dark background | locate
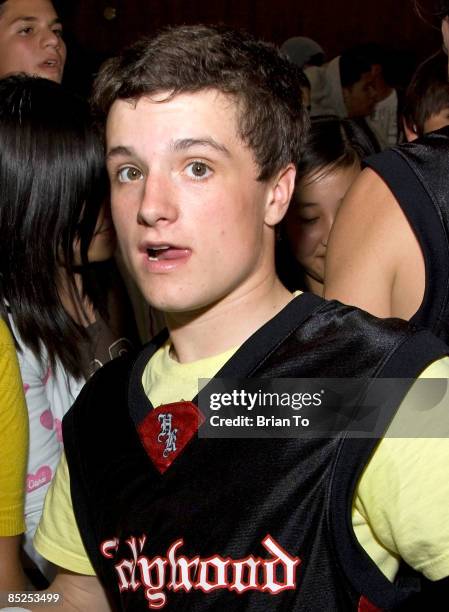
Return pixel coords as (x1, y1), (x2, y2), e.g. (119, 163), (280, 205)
(56, 0), (445, 95)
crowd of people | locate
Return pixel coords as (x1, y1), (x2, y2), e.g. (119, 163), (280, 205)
(0, 0), (449, 610)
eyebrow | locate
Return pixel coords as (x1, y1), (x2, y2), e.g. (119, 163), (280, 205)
(106, 139), (231, 162)
(8, 16), (62, 27)
(171, 137), (231, 157)
(106, 145), (136, 161)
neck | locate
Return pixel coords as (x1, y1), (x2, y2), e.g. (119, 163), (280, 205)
(165, 276), (293, 363)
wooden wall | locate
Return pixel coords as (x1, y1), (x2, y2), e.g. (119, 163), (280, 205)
(58, 0), (444, 94)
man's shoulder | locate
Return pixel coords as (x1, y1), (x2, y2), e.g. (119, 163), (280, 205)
(331, 166), (403, 241)
(325, 161), (423, 318)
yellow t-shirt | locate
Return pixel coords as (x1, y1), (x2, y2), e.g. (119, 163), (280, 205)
(35, 344), (449, 582)
(0, 318), (28, 536)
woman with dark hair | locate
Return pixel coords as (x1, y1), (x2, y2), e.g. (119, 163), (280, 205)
(0, 74), (136, 579)
(278, 116), (373, 295)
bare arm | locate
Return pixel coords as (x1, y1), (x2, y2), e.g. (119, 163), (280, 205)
(324, 167), (424, 320)
(0, 536), (26, 591)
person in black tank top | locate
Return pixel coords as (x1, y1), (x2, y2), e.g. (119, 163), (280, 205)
(325, 120), (449, 342)
(325, 4), (449, 342)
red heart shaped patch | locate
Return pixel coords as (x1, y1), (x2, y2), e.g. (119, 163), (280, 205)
(137, 402), (205, 474)
(358, 596), (381, 612)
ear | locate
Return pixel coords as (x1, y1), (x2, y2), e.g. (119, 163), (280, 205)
(402, 116), (418, 142)
(264, 164), (296, 227)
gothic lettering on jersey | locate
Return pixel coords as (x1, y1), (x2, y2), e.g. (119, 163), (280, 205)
(157, 413), (178, 458)
(100, 534), (301, 609)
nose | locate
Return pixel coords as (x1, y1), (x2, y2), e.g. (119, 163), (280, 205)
(137, 174), (178, 227)
(42, 28), (63, 49)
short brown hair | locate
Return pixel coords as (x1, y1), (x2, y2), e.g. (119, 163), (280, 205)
(92, 24), (308, 181)
(403, 52), (449, 137)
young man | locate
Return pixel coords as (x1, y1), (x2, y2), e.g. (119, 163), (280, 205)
(363, 43), (399, 147)
(305, 46), (382, 153)
(0, 0), (66, 83)
(15, 25), (449, 612)
(305, 45), (378, 119)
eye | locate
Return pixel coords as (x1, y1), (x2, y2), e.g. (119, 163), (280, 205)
(18, 27), (33, 35)
(299, 216), (319, 225)
(117, 166), (143, 183)
(52, 27), (64, 38)
(185, 160), (212, 180)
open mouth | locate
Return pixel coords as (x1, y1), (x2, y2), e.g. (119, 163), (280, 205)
(41, 59), (59, 69)
(147, 246), (171, 261)
(146, 245), (190, 262)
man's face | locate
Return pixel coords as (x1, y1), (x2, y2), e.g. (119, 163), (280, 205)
(106, 90), (287, 315)
(0, 0), (66, 82)
(343, 72), (377, 118)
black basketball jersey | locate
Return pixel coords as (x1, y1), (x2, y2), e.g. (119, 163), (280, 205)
(63, 294), (448, 611)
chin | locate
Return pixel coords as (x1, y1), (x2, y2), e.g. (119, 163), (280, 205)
(144, 297), (193, 315)
(142, 290), (212, 317)
(35, 70), (63, 83)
